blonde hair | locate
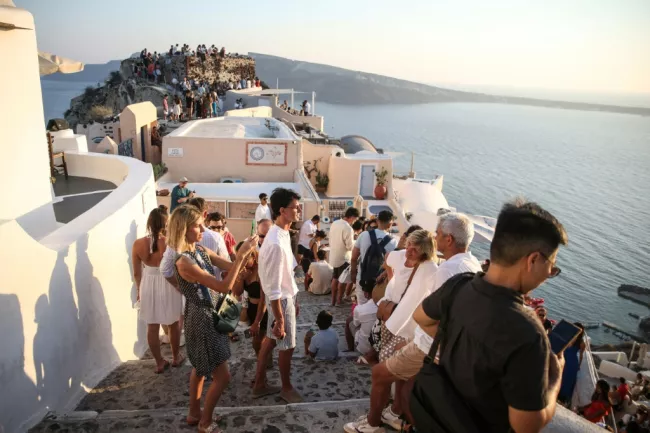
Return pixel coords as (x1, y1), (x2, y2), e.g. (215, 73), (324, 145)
(407, 229), (436, 261)
(167, 205), (202, 252)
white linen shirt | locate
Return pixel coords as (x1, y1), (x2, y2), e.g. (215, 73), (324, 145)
(255, 204), (272, 223)
(258, 225), (299, 301)
(413, 251), (482, 354)
(298, 220), (317, 249)
(328, 219), (354, 268)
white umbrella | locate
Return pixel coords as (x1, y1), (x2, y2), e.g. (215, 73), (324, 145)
(38, 51), (84, 76)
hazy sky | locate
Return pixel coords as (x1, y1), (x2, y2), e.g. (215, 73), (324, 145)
(17, 0), (650, 94)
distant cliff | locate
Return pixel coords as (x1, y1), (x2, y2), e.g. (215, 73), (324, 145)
(252, 53), (650, 116)
(41, 60), (122, 84)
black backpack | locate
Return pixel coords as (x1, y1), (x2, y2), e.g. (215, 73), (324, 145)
(359, 230), (392, 293)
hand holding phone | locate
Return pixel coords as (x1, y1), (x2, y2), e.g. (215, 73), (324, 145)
(548, 320), (582, 354)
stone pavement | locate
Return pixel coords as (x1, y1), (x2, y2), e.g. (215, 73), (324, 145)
(29, 287), (376, 432)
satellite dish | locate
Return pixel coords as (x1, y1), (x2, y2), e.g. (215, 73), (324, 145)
(322, 216), (331, 224)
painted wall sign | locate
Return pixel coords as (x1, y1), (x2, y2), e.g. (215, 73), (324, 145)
(246, 142), (287, 166)
(167, 148), (184, 157)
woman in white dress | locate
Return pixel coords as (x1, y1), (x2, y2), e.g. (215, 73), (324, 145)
(132, 206), (184, 373)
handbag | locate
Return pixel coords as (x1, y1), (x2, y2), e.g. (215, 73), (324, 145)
(378, 264), (419, 362)
(410, 272), (482, 433)
(187, 247), (243, 335)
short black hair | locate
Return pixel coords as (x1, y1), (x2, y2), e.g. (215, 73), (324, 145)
(314, 230), (326, 239)
(316, 310), (333, 330)
(311, 215), (320, 222)
(620, 377), (627, 384)
(405, 224), (423, 236)
(352, 220), (364, 232)
(377, 210), (393, 223)
(317, 250), (327, 260)
(259, 193), (268, 200)
(270, 188), (301, 220)
(207, 212), (225, 223)
(345, 207), (360, 218)
(490, 199), (568, 266)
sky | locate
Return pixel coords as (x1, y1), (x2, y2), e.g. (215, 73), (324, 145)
(17, 0), (650, 95)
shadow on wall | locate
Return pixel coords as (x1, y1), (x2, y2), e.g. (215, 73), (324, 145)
(0, 294), (39, 433)
(126, 220), (147, 356)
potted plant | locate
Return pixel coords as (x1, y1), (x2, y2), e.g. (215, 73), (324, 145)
(374, 167), (389, 199)
(315, 172), (329, 193)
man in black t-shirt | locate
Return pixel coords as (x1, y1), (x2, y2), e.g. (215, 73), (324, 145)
(414, 199), (568, 433)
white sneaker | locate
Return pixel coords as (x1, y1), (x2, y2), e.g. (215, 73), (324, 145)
(179, 332), (186, 347)
(343, 415), (385, 433)
(381, 407), (402, 430)
(160, 334), (170, 344)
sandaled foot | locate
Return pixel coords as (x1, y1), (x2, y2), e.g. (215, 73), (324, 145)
(155, 360), (170, 374)
(230, 333), (240, 342)
(197, 422), (222, 433)
(280, 389), (304, 404)
(188, 415), (222, 426)
(172, 356), (186, 367)
(252, 384), (281, 399)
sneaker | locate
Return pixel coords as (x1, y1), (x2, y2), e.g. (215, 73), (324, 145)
(160, 334), (170, 344)
(343, 415), (385, 433)
(381, 407), (402, 430)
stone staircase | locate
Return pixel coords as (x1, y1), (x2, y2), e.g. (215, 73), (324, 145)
(29, 287), (373, 433)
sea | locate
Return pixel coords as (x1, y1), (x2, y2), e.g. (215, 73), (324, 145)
(42, 79), (650, 345)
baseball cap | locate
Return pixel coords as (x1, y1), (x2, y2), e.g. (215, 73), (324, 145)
(180, 177), (188, 182)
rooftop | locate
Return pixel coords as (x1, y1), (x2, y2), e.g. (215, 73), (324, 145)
(168, 117), (299, 140)
(52, 176), (117, 224)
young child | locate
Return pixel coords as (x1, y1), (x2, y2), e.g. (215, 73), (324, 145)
(305, 310), (339, 361)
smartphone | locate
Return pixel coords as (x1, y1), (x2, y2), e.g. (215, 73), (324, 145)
(548, 320), (582, 354)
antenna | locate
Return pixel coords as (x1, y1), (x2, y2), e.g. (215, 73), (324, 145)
(408, 151), (415, 178)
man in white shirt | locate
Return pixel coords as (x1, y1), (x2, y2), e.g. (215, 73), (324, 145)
(328, 207), (360, 306)
(345, 213), (479, 433)
(297, 214), (320, 262)
(186, 198), (230, 279)
(307, 250), (333, 295)
(303, 100), (311, 116)
(255, 193), (273, 225)
(350, 211), (398, 306)
(252, 188), (304, 404)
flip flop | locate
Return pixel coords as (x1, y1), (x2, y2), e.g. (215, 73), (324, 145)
(155, 359), (170, 374)
(187, 415), (222, 426)
(252, 385), (281, 399)
(172, 356), (186, 368)
(354, 356), (369, 365)
(280, 389), (304, 404)
(197, 423), (223, 433)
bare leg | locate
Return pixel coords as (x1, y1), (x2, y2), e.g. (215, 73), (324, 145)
(331, 279), (339, 306)
(400, 377), (417, 425)
(392, 380), (405, 415)
(367, 362), (397, 427)
(162, 324), (169, 335)
(168, 321), (182, 364)
(253, 337), (276, 391)
(345, 282), (354, 298)
(147, 324), (165, 369)
(199, 362), (231, 429)
(278, 348), (296, 392)
(344, 316), (355, 351)
(188, 368), (205, 421)
(304, 331), (315, 356)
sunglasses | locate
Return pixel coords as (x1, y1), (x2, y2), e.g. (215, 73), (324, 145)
(209, 225), (224, 231)
(258, 234), (266, 238)
(538, 252), (561, 278)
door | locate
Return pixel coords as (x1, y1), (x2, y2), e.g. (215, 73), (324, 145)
(140, 126), (146, 162)
(359, 165), (375, 197)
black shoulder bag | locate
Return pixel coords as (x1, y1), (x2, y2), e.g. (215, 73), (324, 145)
(410, 272), (484, 433)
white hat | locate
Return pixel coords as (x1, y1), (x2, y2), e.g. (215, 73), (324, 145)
(180, 177), (188, 182)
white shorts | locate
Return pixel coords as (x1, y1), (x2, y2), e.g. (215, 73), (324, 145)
(355, 283), (369, 305)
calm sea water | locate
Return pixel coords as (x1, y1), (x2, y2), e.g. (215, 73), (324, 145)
(41, 82), (650, 344)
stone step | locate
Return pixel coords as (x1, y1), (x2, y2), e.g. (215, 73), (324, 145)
(76, 356), (372, 412)
(30, 399), (372, 433)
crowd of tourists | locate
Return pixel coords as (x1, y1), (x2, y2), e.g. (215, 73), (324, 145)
(279, 99), (312, 116)
(133, 174), (636, 432)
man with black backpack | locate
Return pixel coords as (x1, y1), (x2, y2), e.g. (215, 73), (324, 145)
(350, 210), (398, 305)
(410, 200), (568, 433)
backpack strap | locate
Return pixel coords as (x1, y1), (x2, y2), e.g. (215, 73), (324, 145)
(428, 272), (475, 360)
(378, 234), (392, 249)
(369, 228), (378, 246)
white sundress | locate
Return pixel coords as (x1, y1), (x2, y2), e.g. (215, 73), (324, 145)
(139, 238), (182, 325)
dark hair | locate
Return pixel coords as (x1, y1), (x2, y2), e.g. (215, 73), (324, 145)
(269, 188), (301, 220)
(405, 224), (423, 237)
(620, 377), (627, 384)
(158, 204), (169, 215)
(596, 379), (610, 397)
(311, 215), (320, 222)
(314, 230), (326, 239)
(377, 210), (393, 223)
(207, 212), (225, 223)
(147, 207), (167, 253)
(257, 218), (271, 225)
(626, 421), (641, 433)
(316, 310), (333, 330)
(490, 199), (568, 266)
(345, 207), (360, 218)
(317, 250), (327, 260)
(187, 197), (207, 212)
(259, 193), (268, 200)
(352, 220), (364, 232)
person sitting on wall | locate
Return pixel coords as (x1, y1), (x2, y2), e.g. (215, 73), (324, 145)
(170, 177), (194, 213)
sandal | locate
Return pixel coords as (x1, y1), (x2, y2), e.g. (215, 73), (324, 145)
(354, 356), (369, 365)
(155, 359), (170, 374)
(230, 333), (240, 342)
(197, 423), (222, 433)
(187, 415), (222, 426)
(172, 356), (186, 368)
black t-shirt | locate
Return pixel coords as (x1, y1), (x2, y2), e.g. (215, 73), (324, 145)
(422, 273), (550, 433)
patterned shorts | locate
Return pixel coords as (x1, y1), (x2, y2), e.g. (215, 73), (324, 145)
(266, 296), (297, 350)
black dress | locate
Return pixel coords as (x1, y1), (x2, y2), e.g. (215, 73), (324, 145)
(244, 280), (268, 330)
(175, 247), (230, 377)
